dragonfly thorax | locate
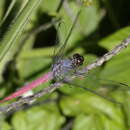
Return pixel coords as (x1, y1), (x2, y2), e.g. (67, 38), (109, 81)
(52, 53), (84, 81)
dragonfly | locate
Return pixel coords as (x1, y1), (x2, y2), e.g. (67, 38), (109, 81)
(0, 5), (84, 103)
(0, 3), (129, 104)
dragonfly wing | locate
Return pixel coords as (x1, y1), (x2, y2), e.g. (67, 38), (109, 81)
(52, 8), (81, 65)
(52, 22), (63, 64)
(63, 80), (123, 105)
(88, 75), (130, 91)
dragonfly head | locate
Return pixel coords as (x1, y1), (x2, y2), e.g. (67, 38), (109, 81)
(72, 53), (84, 67)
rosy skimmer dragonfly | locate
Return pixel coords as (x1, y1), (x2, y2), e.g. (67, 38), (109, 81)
(0, 3), (130, 104)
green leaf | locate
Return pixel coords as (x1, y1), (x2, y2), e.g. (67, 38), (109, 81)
(100, 51), (130, 84)
(16, 48), (52, 79)
(99, 26), (130, 50)
(60, 92), (124, 119)
(12, 104), (65, 130)
(60, 92), (127, 130)
(57, 1), (102, 49)
(1, 122), (12, 130)
(39, 0), (59, 13)
(73, 114), (103, 130)
(98, 26), (130, 84)
(72, 114), (126, 130)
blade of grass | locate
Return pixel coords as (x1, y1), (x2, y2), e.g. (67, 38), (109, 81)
(0, 0), (17, 26)
(0, 0), (5, 22)
(0, 0), (42, 79)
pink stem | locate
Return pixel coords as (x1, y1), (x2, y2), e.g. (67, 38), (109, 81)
(0, 72), (53, 102)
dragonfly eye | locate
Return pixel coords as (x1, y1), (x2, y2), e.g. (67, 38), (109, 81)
(73, 53), (84, 66)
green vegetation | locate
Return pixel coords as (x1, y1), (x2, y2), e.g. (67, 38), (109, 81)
(0, 0), (130, 129)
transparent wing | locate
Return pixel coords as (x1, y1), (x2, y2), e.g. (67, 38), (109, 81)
(63, 74), (130, 104)
(64, 80), (122, 104)
(53, 21), (67, 64)
(87, 73), (130, 91)
(53, 8), (82, 64)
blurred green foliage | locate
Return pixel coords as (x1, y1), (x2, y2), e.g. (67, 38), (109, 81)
(0, 0), (130, 130)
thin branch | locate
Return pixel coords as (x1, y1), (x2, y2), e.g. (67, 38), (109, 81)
(0, 82), (61, 114)
(0, 36), (130, 114)
(2, 99), (57, 117)
(81, 36), (130, 73)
